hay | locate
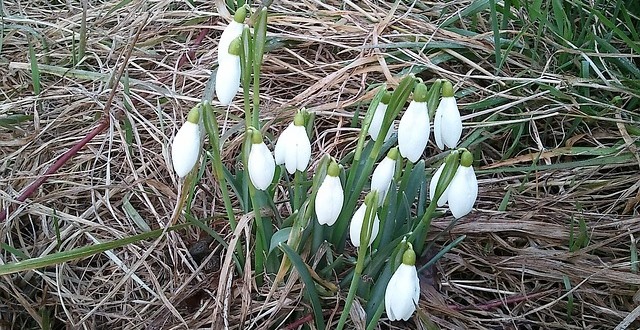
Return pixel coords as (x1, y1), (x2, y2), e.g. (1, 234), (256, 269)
(1, 0), (638, 329)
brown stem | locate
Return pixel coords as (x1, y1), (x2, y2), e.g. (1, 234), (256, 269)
(0, 15), (149, 223)
(177, 27), (210, 69)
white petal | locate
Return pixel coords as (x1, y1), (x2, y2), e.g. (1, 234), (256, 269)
(217, 21), (243, 64)
(274, 123), (294, 165)
(349, 203), (379, 247)
(371, 156), (396, 204)
(248, 142), (275, 190)
(448, 166), (478, 218)
(385, 264), (420, 321)
(215, 55), (241, 106)
(429, 163), (449, 207)
(284, 140), (298, 174)
(315, 176), (344, 226)
(171, 121), (201, 178)
(398, 101), (430, 162)
(369, 103), (387, 142)
(292, 125), (311, 172)
(439, 97), (462, 149)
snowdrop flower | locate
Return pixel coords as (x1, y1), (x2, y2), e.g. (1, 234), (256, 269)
(215, 38), (242, 106)
(247, 129), (275, 190)
(369, 91), (393, 142)
(349, 194), (380, 247)
(398, 83), (430, 163)
(433, 80), (462, 150)
(274, 111), (312, 174)
(315, 161), (344, 226)
(217, 6), (246, 66)
(429, 150), (478, 218)
(371, 147), (398, 205)
(215, 7), (246, 105)
(385, 243), (420, 321)
(171, 106), (201, 178)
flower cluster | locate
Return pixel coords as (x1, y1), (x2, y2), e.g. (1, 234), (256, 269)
(168, 11), (481, 325)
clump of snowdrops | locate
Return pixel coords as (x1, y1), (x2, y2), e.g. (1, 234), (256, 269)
(170, 4), (479, 329)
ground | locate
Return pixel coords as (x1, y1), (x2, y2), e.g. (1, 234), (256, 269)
(1, 0), (639, 329)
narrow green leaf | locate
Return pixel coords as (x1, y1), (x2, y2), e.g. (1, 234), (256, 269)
(0, 224), (189, 276)
(280, 243), (325, 329)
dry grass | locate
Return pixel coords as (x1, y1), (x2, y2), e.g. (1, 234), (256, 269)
(1, 0), (639, 329)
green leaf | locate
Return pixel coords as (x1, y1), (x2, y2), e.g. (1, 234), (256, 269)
(270, 227), (292, 254)
(279, 243), (325, 329)
(0, 224), (189, 276)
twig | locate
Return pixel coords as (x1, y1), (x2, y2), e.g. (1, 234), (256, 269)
(0, 15), (149, 222)
(448, 289), (556, 311)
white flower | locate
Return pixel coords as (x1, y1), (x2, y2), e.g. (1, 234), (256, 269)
(371, 148), (398, 205)
(247, 132), (275, 190)
(429, 151), (478, 218)
(433, 83), (462, 149)
(171, 108), (201, 178)
(215, 42), (241, 106)
(315, 162), (343, 226)
(217, 11), (245, 65)
(274, 118), (311, 174)
(385, 247), (420, 321)
(369, 97), (393, 142)
(349, 201), (380, 247)
(447, 164), (478, 218)
(398, 83), (430, 163)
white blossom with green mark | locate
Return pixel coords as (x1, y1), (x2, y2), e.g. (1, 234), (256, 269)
(429, 150), (478, 218)
(349, 194), (380, 247)
(433, 80), (462, 150)
(315, 161), (344, 226)
(371, 147), (398, 205)
(368, 91), (393, 142)
(171, 106), (201, 178)
(274, 111), (312, 174)
(385, 243), (420, 321)
(247, 129), (275, 190)
(398, 82), (430, 163)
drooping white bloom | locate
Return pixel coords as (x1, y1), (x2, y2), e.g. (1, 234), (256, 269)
(447, 164), (478, 218)
(315, 162), (344, 226)
(172, 107), (201, 178)
(433, 81), (462, 150)
(369, 93), (393, 142)
(349, 201), (380, 247)
(371, 148), (398, 205)
(429, 150), (478, 218)
(247, 131), (275, 190)
(385, 245), (420, 321)
(217, 9), (245, 65)
(398, 83), (430, 163)
(215, 40), (241, 106)
(274, 113), (311, 174)
(215, 8), (246, 106)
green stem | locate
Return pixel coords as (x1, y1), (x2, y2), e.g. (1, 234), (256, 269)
(293, 170), (303, 212)
(249, 184), (267, 285)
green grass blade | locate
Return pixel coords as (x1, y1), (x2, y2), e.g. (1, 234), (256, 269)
(279, 243), (325, 329)
(0, 224), (189, 276)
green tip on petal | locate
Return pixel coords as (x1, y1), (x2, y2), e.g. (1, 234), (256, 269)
(381, 90), (392, 104)
(233, 5), (248, 23)
(402, 245), (416, 266)
(387, 147), (399, 160)
(413, 82), (428, 102)
(294, 111), (305, 126)
(228, 38), (242, 56)
(249, 128), (263, 144)
(460, 149), (473, 167)
(442, 80), (454, 98)
(186, 105), (200, 124)
(327, 161), (340, 177)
